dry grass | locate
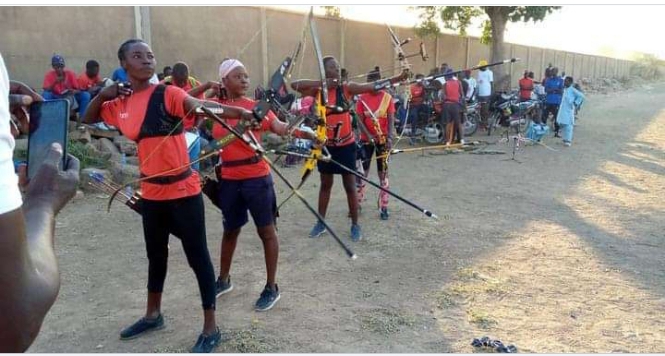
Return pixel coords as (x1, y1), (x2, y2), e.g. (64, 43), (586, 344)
(359, 308), (416, 335)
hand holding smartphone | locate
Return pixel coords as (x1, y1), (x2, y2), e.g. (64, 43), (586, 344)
(27, 100), (69, 180)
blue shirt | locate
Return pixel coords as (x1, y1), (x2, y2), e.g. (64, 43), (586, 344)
(111, 67), (128, 82)
(544, 76), (564, 105)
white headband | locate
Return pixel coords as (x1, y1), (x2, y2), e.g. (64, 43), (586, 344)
(218, 59), (245, 87)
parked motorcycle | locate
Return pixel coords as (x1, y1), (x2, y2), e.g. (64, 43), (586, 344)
(486, 91), (539, 136)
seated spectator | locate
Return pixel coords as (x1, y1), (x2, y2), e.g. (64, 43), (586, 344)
(161, 62), (200, 90)
(42, 54), (90, 119)
(158, 66), (172, 81)
(77, 60), (104, 97)
(110, 66), (128, 82)
(161, 62), (204, 169)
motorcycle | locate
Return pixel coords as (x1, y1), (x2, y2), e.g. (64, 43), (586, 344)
(397, 88), (479, 144)
(486, 91), (540, 136)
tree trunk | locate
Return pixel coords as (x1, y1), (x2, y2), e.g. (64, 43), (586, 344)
(486, 7), (510, 91)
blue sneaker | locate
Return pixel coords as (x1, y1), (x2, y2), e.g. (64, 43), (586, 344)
(119, 314), (165, 340)
(215, 276), (233, 298)
(350, 224), (362, 242)
(309, 221), (326, 238)
(255, 284), (281, 312)
(191, 327), (222, 353)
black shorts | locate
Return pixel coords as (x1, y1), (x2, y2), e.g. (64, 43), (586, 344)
(217, 174), (277, 231)
(443, 102), (462, 123)
(317, 143), (356, 175)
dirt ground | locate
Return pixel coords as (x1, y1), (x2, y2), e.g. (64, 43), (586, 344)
(30, 82), (665, 353)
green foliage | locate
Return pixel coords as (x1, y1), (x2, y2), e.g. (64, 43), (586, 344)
(411, 6), (440, 39)
(413, 6), (560, 43)
(440, 6), (483, 36)
(480, 20), (492, 45)
(321, 6), (341, 18)
(630, 54), (664, 80)
(68, 139), (110, 170)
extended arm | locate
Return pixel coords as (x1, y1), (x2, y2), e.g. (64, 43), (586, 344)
(0, 144), (79, 352)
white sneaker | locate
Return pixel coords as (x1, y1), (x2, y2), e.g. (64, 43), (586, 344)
(460, 139), (466, 145)
(564, 142), (571, 147)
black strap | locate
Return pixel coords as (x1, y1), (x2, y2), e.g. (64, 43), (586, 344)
(221, 155), (261, 168)
(138, 84), (183, 141)
(140, 168), (193, 185)
(327, 132), (354, 146)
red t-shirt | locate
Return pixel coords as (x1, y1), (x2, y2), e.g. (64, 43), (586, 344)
(323, 85), (354, 147)
(161, 78), (203, 130)
(43, 69), (79, 95)
(519, 77), (534, 100)
(409, 84), (425, 106)
(210, 97), (276, 180)
(443, 79), (463, 103)
(356, 91), (394, 143)
(77, 73), (101, 90)
(100, 85), (201, 201)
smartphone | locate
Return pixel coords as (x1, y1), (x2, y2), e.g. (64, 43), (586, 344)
(27, 99), (70, 180)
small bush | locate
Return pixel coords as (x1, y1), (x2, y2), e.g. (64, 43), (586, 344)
(67, 139), (110, 170)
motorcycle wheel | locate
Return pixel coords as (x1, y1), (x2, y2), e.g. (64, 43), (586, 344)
(424, 122), (444, 144)
(487, 112), (500, 136)
(464, 112), (479, 136)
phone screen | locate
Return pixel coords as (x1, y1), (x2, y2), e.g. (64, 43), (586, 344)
(27, 99), (69, 180)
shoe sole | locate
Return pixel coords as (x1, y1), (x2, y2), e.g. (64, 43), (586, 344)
(120, 323), (165, 340)
(215, 284), (234, 298)
(255, 293), (281, 312)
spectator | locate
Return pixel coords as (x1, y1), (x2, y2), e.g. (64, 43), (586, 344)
(406, 73), (427, 143)
(158, 66), (172, 81)
(556, 76), (585, 147)
(462, 70), (477, 102)
(110, 66), (128, 82)
(162, 62), (200, 90)
(161, 62), (205, 170)
(476, 60), (494, 128)
(439, 68), (465, 145)
(163, 65), (173, 78)
(42, 54), (90, 119)
(77, 60), (104, 97)
(543, 67), (564, 136)
(1, 52), (80, 352)
(518, 70), (534, 102)
(439, 62), (449, 75)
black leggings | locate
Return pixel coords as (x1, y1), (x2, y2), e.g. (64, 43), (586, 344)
(360, 143), (388, 173)
(141, 193), (216, 310)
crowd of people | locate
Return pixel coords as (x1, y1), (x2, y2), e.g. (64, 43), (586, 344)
(0, 37), (587, 353)
(396, 60), (585, 147)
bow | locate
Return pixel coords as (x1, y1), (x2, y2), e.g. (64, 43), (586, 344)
(385, 25), (415, 157)
(276, 7), (331, 209)
(199, 106), (357, 259)
(391, 58), (520, 90)
(301, 7), (330, 186)
(271, 146), (439, 220)
(88, 172), (144, 215)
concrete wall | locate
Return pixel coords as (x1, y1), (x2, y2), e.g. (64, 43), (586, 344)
(0, 6), (134, 87)
(0, 6), (635, 90)
(510, 45), (529, 87)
